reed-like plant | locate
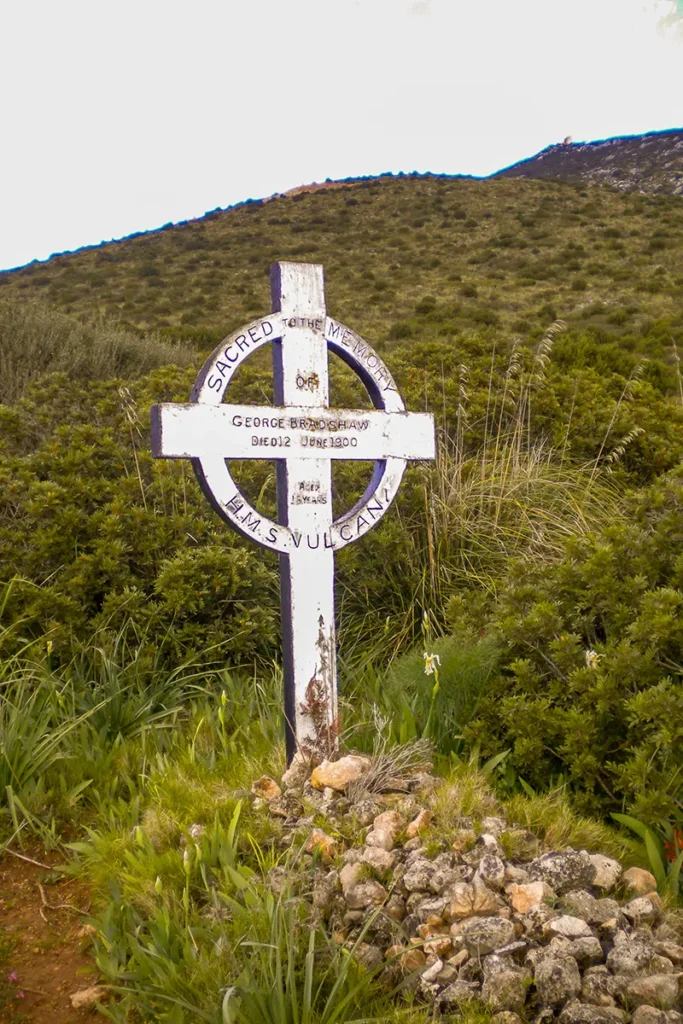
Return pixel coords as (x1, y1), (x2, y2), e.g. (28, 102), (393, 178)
(0, 298), (196, 403)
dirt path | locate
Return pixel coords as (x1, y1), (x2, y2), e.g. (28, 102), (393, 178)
(0, 850), (102, 1023)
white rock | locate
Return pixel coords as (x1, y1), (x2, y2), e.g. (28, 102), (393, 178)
(549, 935), (605, 966)
(310, 755), (371, 791)
(626, 975), (681, 1011)
(340, 862), (363, 893)
(481, 816), (508, 837)
(344, 879), (387, 910)
(359, 846), (395, 872)
(461, 916), (516, 955)
(281, 750), (310, 789)
(535, 955), (582, 1006)
(505, 865), (530, 884)
(464, 834), (505, 864)
(529, 850), (596, 894)
(403, 858), (435, 893)
(365, 828), (394, 851)
(589, 854), (622, 891)
(482, 969), (527, 1014)
(622, 897), (661, 925)
(422, 958), (444, 983)
(547, 915), (594, 939)
(476, 854), (506, 890)
(70, 987), (107, 1009)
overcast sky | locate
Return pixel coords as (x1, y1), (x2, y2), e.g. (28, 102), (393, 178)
(1, 0), (681, 272)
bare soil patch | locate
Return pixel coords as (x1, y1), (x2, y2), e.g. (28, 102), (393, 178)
(0, 850), (101, 1023)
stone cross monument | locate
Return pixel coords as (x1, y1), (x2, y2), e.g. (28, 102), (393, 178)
(151, 262), (435, 763)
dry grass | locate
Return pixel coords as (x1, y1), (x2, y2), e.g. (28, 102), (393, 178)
(431, 767), (501, 827)
(346, 720), (433, 801)
(396, 324), (627, 609)
(0, 298), (197, 403)
(503, 789), (633, 860)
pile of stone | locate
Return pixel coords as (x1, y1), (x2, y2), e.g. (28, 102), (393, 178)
(249, 754), (683, 1023)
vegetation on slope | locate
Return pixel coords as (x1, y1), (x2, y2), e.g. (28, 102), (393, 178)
(1, 166), (683, 1019)
(1, 172), (683, 820)
(1, 173), (681, 346)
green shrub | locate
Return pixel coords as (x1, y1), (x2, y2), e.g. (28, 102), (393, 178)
(462, 467), (683, 818)
(387, 320), (414, 340)
(379, 636), (501, 753)
(470, 307), (500, 326)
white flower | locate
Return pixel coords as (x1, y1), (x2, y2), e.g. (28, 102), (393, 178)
(423, 652), (441, 676)
(585, 649), (602, 669)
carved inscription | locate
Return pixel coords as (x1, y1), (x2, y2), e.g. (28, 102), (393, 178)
(230, 411), (371, 451)
(296, 371), (320, 391)
(301, 436), (357, 448)
(284, 317), (323, 332)
(205, 319), (275, 391)
(221, 484), (392, 548)
(293, 481), (327, 505)
(326, 317), (397, 392)
(224, 492), (279, 545)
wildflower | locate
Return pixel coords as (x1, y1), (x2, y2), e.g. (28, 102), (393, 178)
(664, 829), (683, 863)
(585, 649), (602, 669)
(423, 652), (441, 676)
(7, 971), (17, 983)
(17, 991), (25, 1000)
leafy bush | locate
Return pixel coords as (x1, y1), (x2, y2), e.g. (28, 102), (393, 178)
(1, 171), (683, 826)
(460, 466), (683, 818)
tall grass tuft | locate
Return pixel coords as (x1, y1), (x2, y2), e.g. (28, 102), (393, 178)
(352, 326), (626, 663)
(223, 895), (387, 1024)
(424, 321), (624, 594)
(0, 298), (197, 403)
(425, 434), (623, 595)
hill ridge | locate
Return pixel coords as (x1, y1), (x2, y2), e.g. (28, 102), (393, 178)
(494, 127), (683, 196)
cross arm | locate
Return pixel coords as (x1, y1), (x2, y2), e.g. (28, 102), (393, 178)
(151, 403), (435, 462)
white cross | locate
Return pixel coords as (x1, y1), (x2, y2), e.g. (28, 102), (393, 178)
(151, 262), (435, 763)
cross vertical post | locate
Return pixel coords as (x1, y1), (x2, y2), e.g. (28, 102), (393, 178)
(271, 263), (337, 763)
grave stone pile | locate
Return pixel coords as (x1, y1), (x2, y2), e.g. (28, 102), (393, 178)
(244, 757), (683, 1022)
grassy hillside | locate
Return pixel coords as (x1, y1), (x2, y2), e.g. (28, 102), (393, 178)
(1, 169), (682, 823)
(1, 166), (683, 1022)
(1, 174), (681, 353)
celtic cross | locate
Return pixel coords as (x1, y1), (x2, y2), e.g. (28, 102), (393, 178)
(151, 262), (435, 763)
